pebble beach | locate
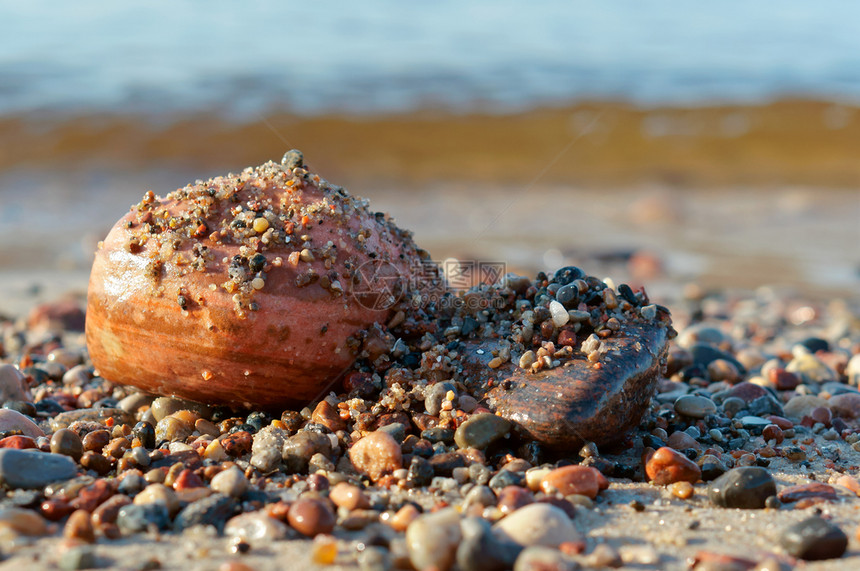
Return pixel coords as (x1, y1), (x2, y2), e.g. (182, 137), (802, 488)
(2, 3), (860, 568)
(0, 185), (858, 569)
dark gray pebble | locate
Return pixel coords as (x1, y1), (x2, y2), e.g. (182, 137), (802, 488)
(689, 344), (745, 375)
(708, 467), (776, 509)
(488, 470), (525, 491)
(407, 456), (434, 487)
(117, 503), (170, 534)
(421, 427), (455, 444)
(457, 516), (522, 571)
(0, 449), (78, 489)
(780, 516), (847, 560)
(173, 493), (236, 533)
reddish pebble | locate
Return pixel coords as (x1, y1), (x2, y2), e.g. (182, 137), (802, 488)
(348, 431), (402, 482)
(810, 406), (832, 426)
(645, 447), (701, 485)
(92, 494), (132, 526)
(287, 498), (335, 537)
(497, 485), (535, 514)
(329, 482), (370, 511)
(766, 415), (794, 429)
(221, 431), (253, 456)
(0, 435), (37, 449)
(71, 479), (115, 512)
(63, 509), (95, 543)
(81, 451), (113, 475)
(778, 482), (838, 503)
(264, 501), (291, 522)
(557, 329), (576, 347)
(311, 401), (347, 433)
(727, 382), (767, 403)
(667, 431), (701, 451)
(219, 563), (255, 571)
(762, 424), (784, 444)
(81, 430), (111, 453)
(40, 498), (75, 522)
(540, 465), (607, 499)
(173, 468), (204, 490)
(389, 504), (419, 532)
(769, 368), (800, 390)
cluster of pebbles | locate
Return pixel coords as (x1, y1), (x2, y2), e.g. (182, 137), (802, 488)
(0, 274), (859, 570)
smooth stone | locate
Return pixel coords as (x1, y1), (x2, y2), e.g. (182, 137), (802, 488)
(674, 395), (717, 418)
(708, 467), (776, 509)
(50, 409), (133, 432)
(667, 431), (702, 451)
(739, 416), (771, 429)
(406, 507), (462, 571)
(456, 516), (523, 571)
(173, 493), (236, 533)
(745, 394), (784, 417)
(514, 546), (578, 571)
(117, 503), (170, 533)
(726, 382), (767, 403)
(645, 447), (701, 485)
(461, 321), (670, 449)
(133, 483), (180, 516)
(454, 413), (512, 450)
(0, 365), (29, 403)
(780, 516), (847, 560)
(0, 409), (45, 438)
(287, 498), (335, 537)
(0, 507), (50, 535)
(377, 422), (407, 443)
(210, 466), (248, 498)
(225, 511), (290, 541)
(847, 354), (860, 386)
(783, 395), (830, 421)
(492, 503), (579, 548)
(150, 397), (211, 422)
(117, 393), (155, 414)
(540, 465), (607, 499)
(329, 482), (370, 511)
(51, 428), (84, 461)
(0, 449), (77, 489)
(777, 482), (838, 503)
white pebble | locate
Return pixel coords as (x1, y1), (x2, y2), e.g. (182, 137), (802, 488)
(549, 301), (569, 327)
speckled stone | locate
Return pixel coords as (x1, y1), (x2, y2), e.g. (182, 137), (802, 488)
(210, 466), (248, 498)
(117, 503), (170, 533)
(349, 431), (402, 481)
(173, 493), (236, 532)
(708, 467), (776, 509)
(49, 408), (133, 432)
(780, 516), (847, 560)
(783, 395), (830, 421)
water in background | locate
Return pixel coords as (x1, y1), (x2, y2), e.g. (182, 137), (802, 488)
(3, 0), (860, 118)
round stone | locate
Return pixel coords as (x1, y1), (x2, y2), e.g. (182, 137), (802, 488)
(645, 447), (701, 485)
(210, 466), (249, 498)
(287, 498), (335, 537)
(673, 395), (717, 419)
(540, 465), (607, 499)
(780, 516), (847, 560)
(50, 429), (83, 461)
(454, 413), (512, 450)
(492, 503), (579, 548)
(708, 467), (776, 509)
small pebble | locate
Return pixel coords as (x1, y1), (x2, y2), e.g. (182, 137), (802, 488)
(492, 503), (579, 548)
(349, 431), (402, 482)
(708, 467), (776, 509)
(780, 516), (847, 560)
(288, 498), (335, 537)
(645, 447), (701, 485)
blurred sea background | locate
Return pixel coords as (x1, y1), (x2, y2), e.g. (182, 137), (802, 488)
(1, 0), (859, 315)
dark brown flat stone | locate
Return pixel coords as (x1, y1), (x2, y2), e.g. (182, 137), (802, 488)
(459, 322), (669, 451)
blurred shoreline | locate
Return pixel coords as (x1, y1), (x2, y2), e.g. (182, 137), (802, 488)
(1, 98), (858, 316)
(2, 99), (859, 188)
